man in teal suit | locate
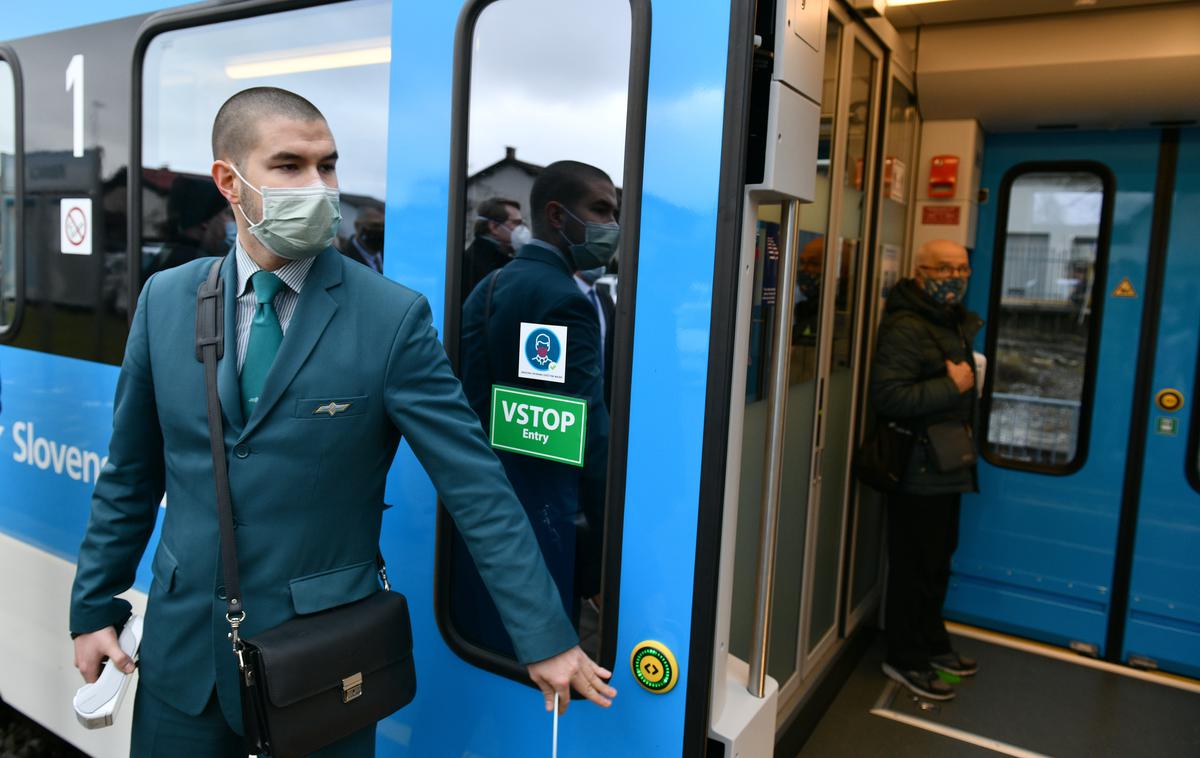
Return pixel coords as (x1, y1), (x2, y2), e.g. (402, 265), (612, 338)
(69, 87), (615, 757)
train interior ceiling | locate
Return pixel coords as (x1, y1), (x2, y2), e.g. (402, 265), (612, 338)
(715, 0), (1200, 756)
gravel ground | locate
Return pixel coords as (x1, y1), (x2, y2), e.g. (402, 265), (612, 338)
(0, 703), (87, 758)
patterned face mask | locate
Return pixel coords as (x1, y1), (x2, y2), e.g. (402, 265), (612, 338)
(923, 276), (967, 305)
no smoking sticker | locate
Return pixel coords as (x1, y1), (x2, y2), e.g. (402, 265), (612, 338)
(60, 198), (92, 255)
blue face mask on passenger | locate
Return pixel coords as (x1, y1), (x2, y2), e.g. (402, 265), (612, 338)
(923, 276), (967, 305)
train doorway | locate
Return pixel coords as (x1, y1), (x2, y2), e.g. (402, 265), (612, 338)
(949, 127), (1200, 680)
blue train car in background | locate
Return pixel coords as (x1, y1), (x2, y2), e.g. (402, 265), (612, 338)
(1, 1), (1198, 756)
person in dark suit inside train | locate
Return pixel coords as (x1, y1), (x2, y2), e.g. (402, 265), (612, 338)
(69, 87), (615, 758)
(339, 205), (385, 273)
(462, 196), (530, 297)
(459, 161), (617, 635)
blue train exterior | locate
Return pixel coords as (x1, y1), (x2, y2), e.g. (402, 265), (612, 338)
(0, 1), (736, 755)
(3, 2), (1198, 757)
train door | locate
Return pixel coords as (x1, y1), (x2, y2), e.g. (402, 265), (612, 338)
(842, 59), (921, 643)
(948, 127), (1200, 678)
(1121, 128), (1200, 678)
(724, 0), (890, 731)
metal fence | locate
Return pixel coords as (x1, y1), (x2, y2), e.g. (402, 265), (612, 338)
(986, 392), (1082, 465)
(1000, 241), (1092, 306)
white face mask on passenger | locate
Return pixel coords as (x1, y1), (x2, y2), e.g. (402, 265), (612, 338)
(230, 163), (341, 261)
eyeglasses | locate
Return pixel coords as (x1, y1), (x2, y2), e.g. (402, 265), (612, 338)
(919, 264), (972, 277)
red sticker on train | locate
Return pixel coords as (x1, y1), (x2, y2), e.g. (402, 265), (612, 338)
(922, 205), (961, 225)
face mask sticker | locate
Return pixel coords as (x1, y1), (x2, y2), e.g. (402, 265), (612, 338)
(518, 322), (569, 384)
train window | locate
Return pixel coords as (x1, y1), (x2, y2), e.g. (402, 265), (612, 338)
(983, 168), (1111, 472)
(441, 0), (646, 677)
(140, 0), (390, 283)
(0, 58), (17, 334)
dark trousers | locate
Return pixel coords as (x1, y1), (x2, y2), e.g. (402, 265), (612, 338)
(885, 492), (961, 670)
(132, 684), (376, 757)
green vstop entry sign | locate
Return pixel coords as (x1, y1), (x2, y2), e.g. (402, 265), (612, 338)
(489, 385), (588, 467)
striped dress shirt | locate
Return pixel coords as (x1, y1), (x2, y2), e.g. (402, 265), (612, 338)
(234, 242), (316, 372)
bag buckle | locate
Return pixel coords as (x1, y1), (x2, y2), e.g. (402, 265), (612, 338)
(342, 672), (363, 703)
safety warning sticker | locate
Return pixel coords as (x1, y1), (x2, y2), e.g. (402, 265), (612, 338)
(1112, 277), (1137, 298)
(518, 322), (568, 383)
(60, 198), (92, 255)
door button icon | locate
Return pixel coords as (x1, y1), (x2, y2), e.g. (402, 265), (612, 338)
(1155, 388), (1184, 413)
(630, 640), (679, 694)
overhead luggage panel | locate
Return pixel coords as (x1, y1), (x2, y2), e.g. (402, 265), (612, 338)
(914, 3), (1200, 131)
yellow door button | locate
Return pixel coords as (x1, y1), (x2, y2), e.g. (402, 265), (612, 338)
(630, 640), (679, 694)
(1156, 388), (1184, 413)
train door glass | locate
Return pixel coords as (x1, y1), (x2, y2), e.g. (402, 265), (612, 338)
(847, 72), (918, 627)
(139, 0), (391, 284)
(982, 170), (1105, 470)
(442, 0), (633, 674)
(802, 38), (878, 663)
(0, 60), (15, 332)
(729, 15), (842, 688)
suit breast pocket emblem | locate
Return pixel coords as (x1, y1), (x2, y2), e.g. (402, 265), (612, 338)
(313, 401), (352, 416)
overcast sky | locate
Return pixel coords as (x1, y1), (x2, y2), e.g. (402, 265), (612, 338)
(467, 0), (631, 179)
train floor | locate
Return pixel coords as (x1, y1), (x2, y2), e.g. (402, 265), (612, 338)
(796, 624), (1200, 757)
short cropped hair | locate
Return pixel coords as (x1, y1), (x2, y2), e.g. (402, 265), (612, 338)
(473, 197), (520, 237)
(529, 161), (613, 237)
(211, 87), (326, 164)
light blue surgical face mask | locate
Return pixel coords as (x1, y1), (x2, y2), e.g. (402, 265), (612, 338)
(558, 205), (620, 271)
(231, 163), (341, 261)
(923, 276), (968, 305)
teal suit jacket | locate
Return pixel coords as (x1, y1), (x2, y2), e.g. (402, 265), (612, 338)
(70, 248), (576, 727)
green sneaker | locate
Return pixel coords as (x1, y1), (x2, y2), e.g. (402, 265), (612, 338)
(930, 651), (978, 677)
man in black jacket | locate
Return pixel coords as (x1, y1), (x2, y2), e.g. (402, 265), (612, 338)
(870, 238), (983, 701)
(462, 197), (527, 297)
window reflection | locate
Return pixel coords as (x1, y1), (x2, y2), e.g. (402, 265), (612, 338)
(141, 0), (390, 280)
(987, 171), (1105, 467)
(730, 17), (844, 688)
(0, 61), (14, 330)
(448, 0), (632, 663)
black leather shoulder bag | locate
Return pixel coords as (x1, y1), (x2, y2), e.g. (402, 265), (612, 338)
(196, 259), (416, 758)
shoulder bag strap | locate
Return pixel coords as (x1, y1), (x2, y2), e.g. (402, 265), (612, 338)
(195, 259), (247, 654)
(482, 267), (502, 373)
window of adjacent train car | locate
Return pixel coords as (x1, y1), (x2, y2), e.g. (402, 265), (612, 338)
(984, 170), (1106, 469)
(140, 0), (390, 282)
(446, 0), (632, 666)
(0, 60), (14, 331)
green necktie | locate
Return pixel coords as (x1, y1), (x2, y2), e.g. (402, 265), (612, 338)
(240, 271), (286, 419)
